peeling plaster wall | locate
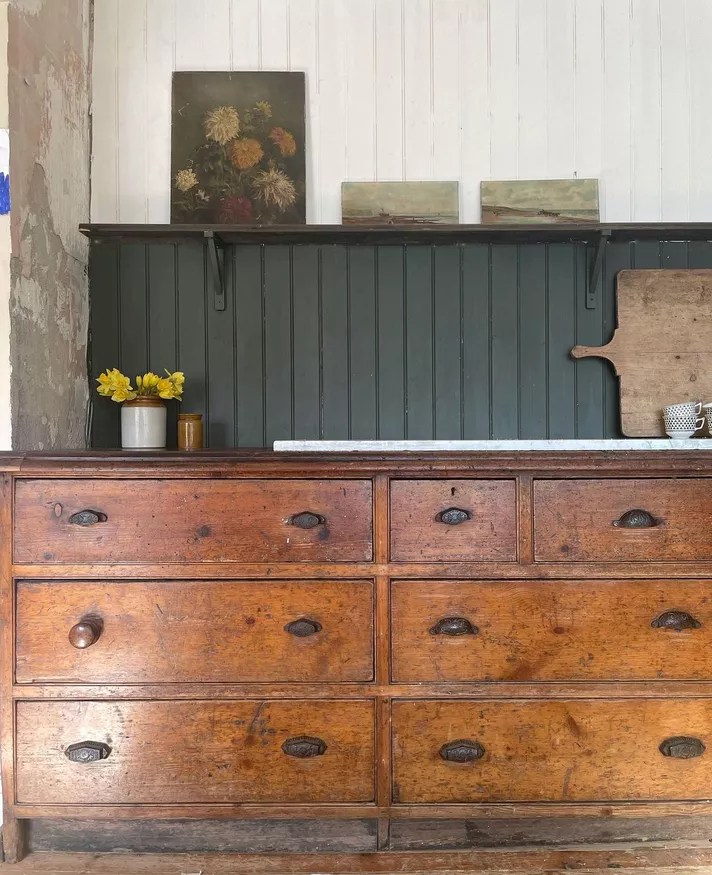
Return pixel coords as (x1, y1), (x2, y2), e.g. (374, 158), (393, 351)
(8, 0), (92, 449)
(0, 1), (11, 451)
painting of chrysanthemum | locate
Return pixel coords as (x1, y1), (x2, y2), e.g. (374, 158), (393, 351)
(171, 72), (306, 224)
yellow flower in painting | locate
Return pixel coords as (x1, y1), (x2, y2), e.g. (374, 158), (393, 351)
(203, 105), (240, 144)
(174, 168), (198, 192)
(229, 137), (264, 170)
(254, 100), (272, 119)
(269, 127), (297, 158)
(252, 168), (297, 211)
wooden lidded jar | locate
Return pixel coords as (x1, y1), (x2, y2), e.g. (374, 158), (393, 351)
(178, 413), (203, 450)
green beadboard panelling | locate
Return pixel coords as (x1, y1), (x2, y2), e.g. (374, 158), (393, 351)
(89, 238), (712, 449)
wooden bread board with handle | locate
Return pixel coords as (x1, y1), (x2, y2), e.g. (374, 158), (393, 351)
(571, 269), (712, 437)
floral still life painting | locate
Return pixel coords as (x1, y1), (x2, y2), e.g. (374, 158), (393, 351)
(171, 72), (306, 224)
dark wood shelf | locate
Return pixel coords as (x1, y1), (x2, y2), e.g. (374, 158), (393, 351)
(79, 222), (712, 245)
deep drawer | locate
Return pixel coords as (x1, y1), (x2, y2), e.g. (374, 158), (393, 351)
(16, 699), (375, 804)
(392, 698), (712, 803)
(391, 579), (712, 682)
(534, 479), (712, 562)
(390, 480), (517, 562)
(16, 580), (374, 684)
(14, 479), (373, 564)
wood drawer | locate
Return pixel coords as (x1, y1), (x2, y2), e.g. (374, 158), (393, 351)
(16, 699), (375, 805)
(14, 479), (373, 564)
(391, 579), (712, 682)
(534, 479), (712, 562)
(390, 480), (517, 562)
(393, 698), (712, 803)
(16, 580), (374, 684)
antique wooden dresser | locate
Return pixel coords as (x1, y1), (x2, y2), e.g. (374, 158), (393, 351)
(3, 449), (712, 864)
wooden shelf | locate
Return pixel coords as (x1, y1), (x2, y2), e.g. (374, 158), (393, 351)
(79, 222), (712, 245)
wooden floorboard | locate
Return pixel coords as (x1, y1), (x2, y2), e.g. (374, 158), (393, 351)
(3, 848), (712, 874)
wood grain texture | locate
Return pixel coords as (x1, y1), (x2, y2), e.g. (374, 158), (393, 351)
(391, 580), (712, 682)
(534, 479), (712, 561)
(390, 480), (517, 561)
(392, 698), (712, 803)
(570, 270), (712, 436)
(14, 479), (373, 563)
(16, 699), (375, 805)
(15, 580), (374, 684)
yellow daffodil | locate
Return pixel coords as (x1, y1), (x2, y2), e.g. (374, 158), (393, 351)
(97, 367), (185, 404)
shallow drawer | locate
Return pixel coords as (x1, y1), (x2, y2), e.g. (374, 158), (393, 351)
(393, 698), (712, 803)
(14, 479), (373, 564)
(16, 580), (374, 684)
(534, 479), (712, 562)
(391, 579), (712, 682)
(390, 480), (517, 562)
(16, 699), (375, 804)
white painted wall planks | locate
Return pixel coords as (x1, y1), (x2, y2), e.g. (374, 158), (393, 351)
(90, 0), (712, 224)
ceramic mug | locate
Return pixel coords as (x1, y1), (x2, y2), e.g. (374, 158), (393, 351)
(663, 401), (702, 419)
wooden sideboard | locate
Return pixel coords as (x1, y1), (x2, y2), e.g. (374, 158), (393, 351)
(3, 449), (712, 864)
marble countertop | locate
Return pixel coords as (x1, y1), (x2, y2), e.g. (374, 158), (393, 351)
(274, 439), (712, 452)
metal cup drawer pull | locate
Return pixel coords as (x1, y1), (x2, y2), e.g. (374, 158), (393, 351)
(430, 617), (479, 636)
(284, 617), (323, 638)
(659, 736), (706, 759)
(289, 511), (325, 530)
(612, 509), (658, 529)
(439, 739), (486, 763)
(651, 610), (702, 631)
(68, 509), (108, 527)
(282, 735), (327, 758)
(65, 741), (111, 763)
(68, 617), (103, 649)
(436, 507), (472, 526)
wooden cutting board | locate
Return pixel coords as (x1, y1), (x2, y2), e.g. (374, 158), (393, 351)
(571, 269), (712, 437)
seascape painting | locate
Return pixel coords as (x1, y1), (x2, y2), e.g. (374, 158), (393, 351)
(171, 71), (306, 225)
(342, 182), (459, 225)
(480, 179), (599, 224)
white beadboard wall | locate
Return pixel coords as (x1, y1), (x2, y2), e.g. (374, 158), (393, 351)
(90, 0), (712, 224)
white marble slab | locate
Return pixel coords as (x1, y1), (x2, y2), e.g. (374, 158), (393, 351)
(274, 439), (712, 452)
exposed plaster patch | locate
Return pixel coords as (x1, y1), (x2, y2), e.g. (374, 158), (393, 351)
(8, 0), (91, 449)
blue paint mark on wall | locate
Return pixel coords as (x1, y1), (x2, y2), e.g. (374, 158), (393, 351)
(0, 173), (10, 215)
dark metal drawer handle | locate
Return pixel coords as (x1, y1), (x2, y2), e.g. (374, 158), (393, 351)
(68, 617), (103, 649)
(436, 507), (472, 526)
(430, 616), (479, 636)
(651, 610), (702, 632)
(284, 617), (323, 638)
(439, 739), (485, 763)
(612, 509), (657, 529)
(68, 509), (107, 527)
(659, 736), (706, 759)
(289, 511), (325, 529)
(65, 741), (111, 763)
(282, 735), (327, 758)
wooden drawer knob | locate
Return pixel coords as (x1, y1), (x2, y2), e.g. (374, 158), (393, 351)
(659, 736), (706, 759)
(436, 507), (472, 526)
(612, 509), (658, 529)
(430, 617), (479, 636)
(439, 739), (485, 763)
(68, 509), (108, 527)
(281, 735), (327, 758)
(65, 741), (111, 763)
(284, 617), (322, 638)
(289, 511), (325, 530)
(651, 610), (702, 631)
(68, 618), (102, 649)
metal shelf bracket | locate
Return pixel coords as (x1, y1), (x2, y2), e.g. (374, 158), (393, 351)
(586, 229), (611, 310)
(204, 230), (226, 311)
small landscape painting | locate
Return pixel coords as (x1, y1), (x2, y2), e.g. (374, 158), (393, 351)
(480, 179), (599, 224)
(171, 71), (306, 225)
(341, 182), (459, 225)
